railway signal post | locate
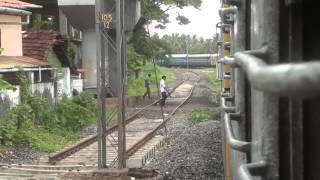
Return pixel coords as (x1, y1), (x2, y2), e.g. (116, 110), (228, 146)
(95, 0), (107, 169)
(116, 0), (126, 169)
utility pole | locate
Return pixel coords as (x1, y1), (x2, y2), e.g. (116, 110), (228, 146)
(186, 40), (189, 70)
(117, 0), (126, 169)
(186, 40), (190, 80)
(95, 0), (107, 168)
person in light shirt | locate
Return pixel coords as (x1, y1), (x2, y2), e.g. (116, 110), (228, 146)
(159, 75), (169, 107)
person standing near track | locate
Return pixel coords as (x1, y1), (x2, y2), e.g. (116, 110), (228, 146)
(143, 74), (152, 99)
(160, 75), (169, 107)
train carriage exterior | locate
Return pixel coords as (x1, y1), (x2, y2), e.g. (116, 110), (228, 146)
(217, 0), (320, 179)
(157, 54), (217, 67)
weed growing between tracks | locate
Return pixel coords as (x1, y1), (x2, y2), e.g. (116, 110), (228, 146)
(190, 108), (219, 123)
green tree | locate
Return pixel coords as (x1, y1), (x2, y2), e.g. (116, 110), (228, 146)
(160, 34), (217, 54)
(128, 0), (201, 77)
(127, 43), (145, 78)
(137, 0), (202, 53)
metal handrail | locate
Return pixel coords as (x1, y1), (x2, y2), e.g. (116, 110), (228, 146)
(224, 113), (251, 152)
(239, 160), (267, 180)
(216, 23), (232, 29)
(221, 96), (236, 113)
(219, 7), (237, 17)
(221, 47), (320, 98)
(219, 7), (237, 24)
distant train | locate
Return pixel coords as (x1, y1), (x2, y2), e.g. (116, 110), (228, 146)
(156, 54), (217, 67)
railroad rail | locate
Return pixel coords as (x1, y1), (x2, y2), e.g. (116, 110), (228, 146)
(126, 84), (196, 158)
(48, 80), (185, 164)
(48, 77), (198, 167)
(0, 71), (200, 179)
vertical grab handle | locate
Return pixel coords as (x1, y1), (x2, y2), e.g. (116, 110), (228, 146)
(224, 112), (250, 152)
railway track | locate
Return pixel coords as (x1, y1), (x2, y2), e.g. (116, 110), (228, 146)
(0, 71), (200, 179)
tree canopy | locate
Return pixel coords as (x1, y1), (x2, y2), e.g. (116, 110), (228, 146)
(159, 33), (217, 54)
(128, 0), (202, 76)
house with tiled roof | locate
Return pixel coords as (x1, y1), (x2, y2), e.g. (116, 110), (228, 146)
(0, 0), (60, 117)
(22, 30), (84, 99)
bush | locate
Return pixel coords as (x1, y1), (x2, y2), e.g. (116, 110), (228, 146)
(0, 121), (16, 146)
(55, 92), (96, 132)
(9, 104), (33, 130)
(71, 91), (96, 112)
(0, 72), (97, 152)
(39, 110), (59, 131)
(27, 96), (49, 125)
(1, 91), (96, 151)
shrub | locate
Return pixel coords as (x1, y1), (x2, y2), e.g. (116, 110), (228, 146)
(0, 121), (16, 146)
(55, 92), (96, 132)
(8, 104), (33, 130)
(16, 70), (31, 104)
(39, 110), (59, 131)
(0, 72), (97, 152)
(71, 91), (96, 112)
(27, 96), (49, 125)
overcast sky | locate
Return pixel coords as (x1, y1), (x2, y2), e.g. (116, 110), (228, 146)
(150, 0), (221, 39)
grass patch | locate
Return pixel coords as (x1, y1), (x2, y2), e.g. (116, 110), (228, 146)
(201, 68), (222, 103)
(20, 127), (77, 152)
(190, 108), (219, 123)
(201, 68), (221, 90)
(127, 62), (176, 96)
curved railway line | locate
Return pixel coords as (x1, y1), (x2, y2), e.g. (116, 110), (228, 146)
(0, 71), (200, 180)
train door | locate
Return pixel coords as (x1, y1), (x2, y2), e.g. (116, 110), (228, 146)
(279, 1), (320, 179)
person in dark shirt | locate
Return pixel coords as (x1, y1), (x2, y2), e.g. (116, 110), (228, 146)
(143, 74), (151, 99)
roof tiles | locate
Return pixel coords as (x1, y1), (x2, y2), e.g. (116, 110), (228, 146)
(0, 0), (40, 9)
(0, 56), (49, 69)
(22, 30), (60, 62)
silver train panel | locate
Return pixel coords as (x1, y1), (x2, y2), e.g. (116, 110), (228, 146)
(218, 0), (320, 179)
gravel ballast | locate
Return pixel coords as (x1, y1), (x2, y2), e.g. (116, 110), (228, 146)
(0, 68), (224, 180)
(0, 143), (41, 164)
(144, 69), (224, 180)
